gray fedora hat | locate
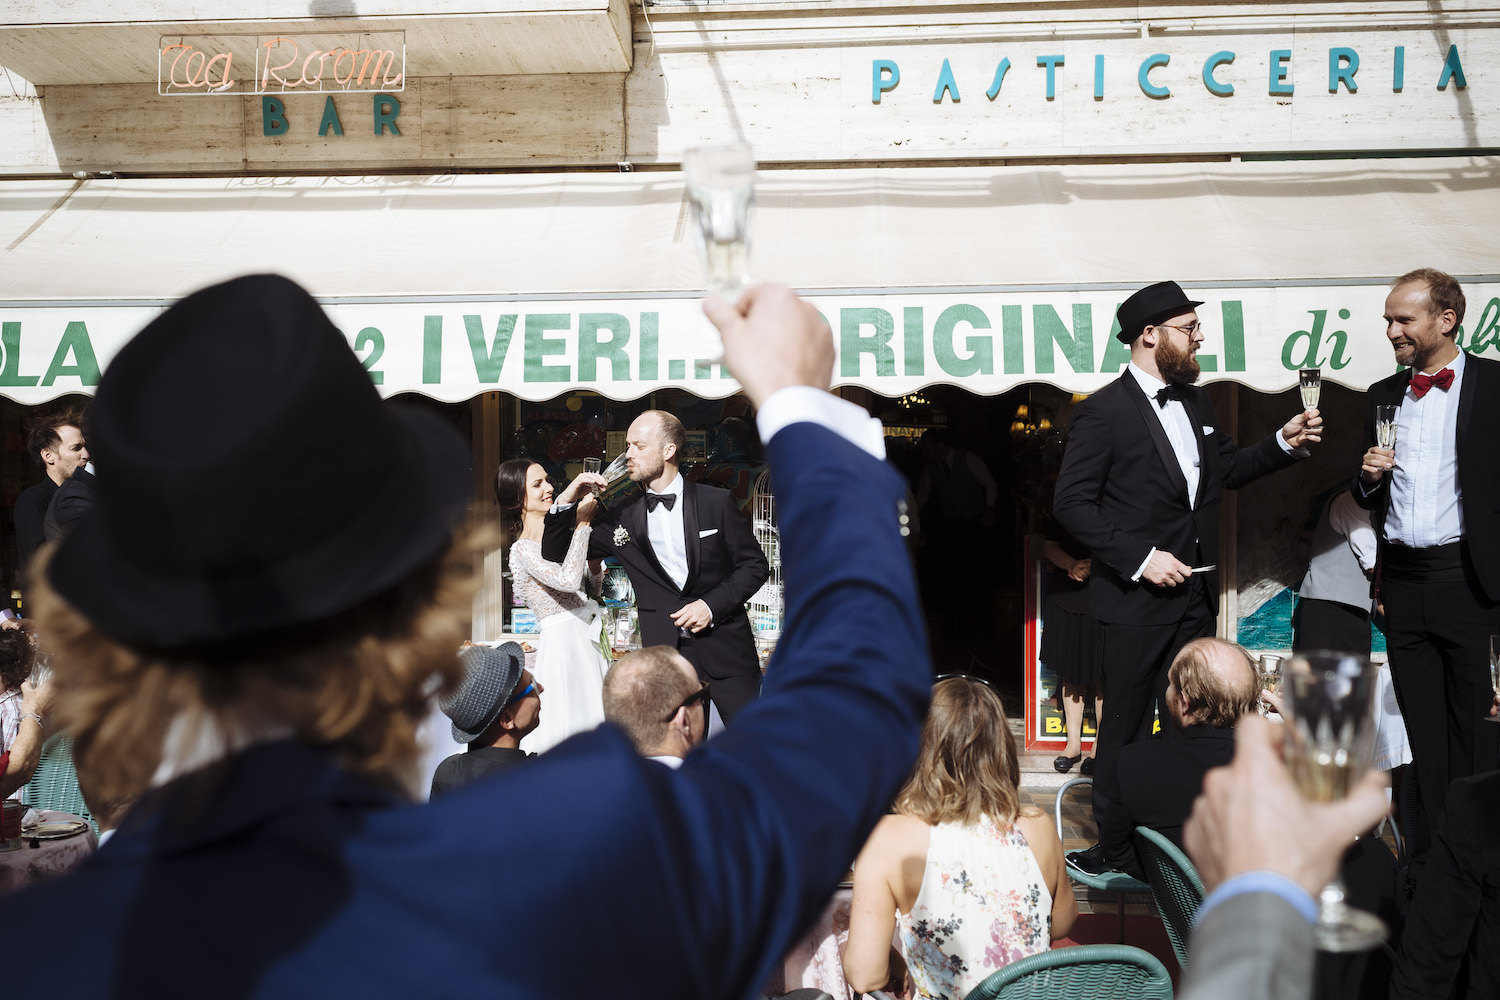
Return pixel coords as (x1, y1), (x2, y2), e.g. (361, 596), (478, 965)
(442, 642), (527, 744)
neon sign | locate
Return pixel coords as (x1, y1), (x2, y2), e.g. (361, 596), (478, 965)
(158, 32), (406, 96)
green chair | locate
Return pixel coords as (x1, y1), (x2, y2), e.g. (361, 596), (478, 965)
(20, 732), (94, 832)
(1132, 825), (1205, 971)
(1053, 777), (1150, 943)
(962, 944), (1175, 1000)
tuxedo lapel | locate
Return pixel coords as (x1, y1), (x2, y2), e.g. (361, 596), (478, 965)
(682, 480), (702, 594)
(1124, 376), (1192, 507)
(1457, 352), (1478, 465)
(626, 496), (674, 590)
(1184, 389), (1210, 508)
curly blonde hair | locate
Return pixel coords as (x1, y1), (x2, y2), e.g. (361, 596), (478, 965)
(894, 677), (1026, 828)
(29, 529), (484, 807)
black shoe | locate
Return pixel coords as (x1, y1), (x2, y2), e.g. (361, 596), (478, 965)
(1066, 844), (1113, 877)
(1080, 756), (1096, 776)
(1053, 753), (1083, 774)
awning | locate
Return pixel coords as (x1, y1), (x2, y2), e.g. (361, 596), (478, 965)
(2, 157), (1498, 403)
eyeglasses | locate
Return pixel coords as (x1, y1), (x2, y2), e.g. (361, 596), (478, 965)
(506, 681), (537, 706)
(1155, 321), (1204, 337)
(665, 682), (711, 722)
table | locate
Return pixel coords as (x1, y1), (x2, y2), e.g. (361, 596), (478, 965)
(0, 809), (97, 895)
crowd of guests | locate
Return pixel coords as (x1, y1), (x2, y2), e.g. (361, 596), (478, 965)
(0, 265), (1494, 1000)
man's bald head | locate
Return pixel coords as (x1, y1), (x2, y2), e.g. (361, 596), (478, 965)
(1167, 637), (1258, 729)
(603, 645), (704, 758)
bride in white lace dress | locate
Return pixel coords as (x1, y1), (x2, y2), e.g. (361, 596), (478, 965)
(495, 458), (610, 754)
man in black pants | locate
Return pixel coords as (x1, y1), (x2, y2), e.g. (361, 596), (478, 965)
(1054, 280), (1320, 874)
(1356, 267), (1500, 872)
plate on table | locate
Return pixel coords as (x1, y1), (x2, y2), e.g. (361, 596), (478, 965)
(25, 820), (88, 840)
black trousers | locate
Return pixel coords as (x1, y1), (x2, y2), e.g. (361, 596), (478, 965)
(1296, 597), (1372, 656)
(677, 634), (761, 725)
(1382, 545), (1500, 867)
(1092, 578), (1216, 834)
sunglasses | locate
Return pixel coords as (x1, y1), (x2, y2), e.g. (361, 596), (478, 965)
(933, 672), (995, 689)
(506, 680), (538, 706)
(664, 682), (711, 722)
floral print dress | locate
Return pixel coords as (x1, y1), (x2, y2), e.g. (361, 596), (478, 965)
(896, 816), (1052, 999)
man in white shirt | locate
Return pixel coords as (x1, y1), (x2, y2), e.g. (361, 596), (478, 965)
(1356, 267), (1500, 871)
(1055, 279), (1321, 875)
(601, 646), (708, 767)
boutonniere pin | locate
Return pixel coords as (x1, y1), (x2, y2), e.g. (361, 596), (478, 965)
(613, 526), (631, 548)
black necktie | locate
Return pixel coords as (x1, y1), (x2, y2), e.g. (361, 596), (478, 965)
(645, 492), (676, 512)
(1155, 384), (1187, 408)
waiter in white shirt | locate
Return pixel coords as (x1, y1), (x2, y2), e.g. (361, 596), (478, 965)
(1356, 267), (1500, 871)
(544, 409), (772, 724)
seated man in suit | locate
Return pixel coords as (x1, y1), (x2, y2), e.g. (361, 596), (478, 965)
(430, 642), (539, 798)
(13, 275), (927, 1000)
(602, 645), (708, 768)
(1095, 636), (1256, 877)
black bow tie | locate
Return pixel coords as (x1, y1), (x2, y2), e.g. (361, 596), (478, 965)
(1155, 384), (1188, 408)
(645, 492), (677, 512)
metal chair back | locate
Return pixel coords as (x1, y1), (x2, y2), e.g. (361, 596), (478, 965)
(962, 943), (1174, 1000)
(1132, 825), (1206, 970)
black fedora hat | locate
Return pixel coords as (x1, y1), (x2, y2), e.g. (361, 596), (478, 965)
(1115, 280), (1205, 344)
(442, 643), (527, 744)
(48, 274), (470, 648)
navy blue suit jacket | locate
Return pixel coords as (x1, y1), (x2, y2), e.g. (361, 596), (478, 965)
(14, 420), (929, 1000)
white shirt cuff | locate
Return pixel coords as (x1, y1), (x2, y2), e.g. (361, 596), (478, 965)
(1131, 547), (1156, 583)
(1275, 431), (1307, 458)
(756, 386), (886, 459)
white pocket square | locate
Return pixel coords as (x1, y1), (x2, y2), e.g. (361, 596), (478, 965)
(1201, 425), (1215, 435)
(699, 528), (718, 538)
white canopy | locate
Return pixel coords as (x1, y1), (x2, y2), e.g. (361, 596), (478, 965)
(1, 156), (1497, 402)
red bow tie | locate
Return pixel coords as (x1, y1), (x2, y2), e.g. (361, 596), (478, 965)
(1410, 367), (1455, 399)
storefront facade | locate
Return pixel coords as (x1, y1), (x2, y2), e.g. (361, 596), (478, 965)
(1, 1), (1498, 746)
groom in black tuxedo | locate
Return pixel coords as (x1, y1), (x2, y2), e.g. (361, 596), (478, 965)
(1054, 280), (1321, 874)
(545, 410), (769, 723)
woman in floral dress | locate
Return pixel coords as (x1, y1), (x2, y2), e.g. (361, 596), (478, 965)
(844, 677), (1076, 999)
(494, 459), (608, 754)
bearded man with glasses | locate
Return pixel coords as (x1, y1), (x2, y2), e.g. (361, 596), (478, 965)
(1053, 280), (1321, 876)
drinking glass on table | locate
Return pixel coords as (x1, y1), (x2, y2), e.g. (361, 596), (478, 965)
(1375, 404), (1400, 450)
(1485, 635), (1500, 723)
(1282, 651), (1387, 952)
(1299, 368), (1322, 411)
(683, 143), (756, 360)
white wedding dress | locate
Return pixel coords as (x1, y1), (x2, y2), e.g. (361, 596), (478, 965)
(509, 526), (609, 754)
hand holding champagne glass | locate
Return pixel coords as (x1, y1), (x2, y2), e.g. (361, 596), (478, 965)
(1299, 368), (1322, 411)
(1281, 651), (1387, 951)
(1257, 653), (1284, 717)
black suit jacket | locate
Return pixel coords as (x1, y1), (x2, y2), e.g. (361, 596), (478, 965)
(544, 477), (769, 681)
(1103, 724), (1235, 877)
(12, 477), (57, 565)
(1390, 769), (1500, 999)
(1353, 353), (1500, 602)
(1053, 372), (1298, 625)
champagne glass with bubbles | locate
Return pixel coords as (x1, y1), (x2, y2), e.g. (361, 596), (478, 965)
(1282, 651), (1387, 952)
(1375, 404), (1399, 450)
(1300, 368), (1321, 410)
(1258, 653), (1285, 717)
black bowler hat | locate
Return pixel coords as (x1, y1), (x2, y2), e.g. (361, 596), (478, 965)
(48, 274), (471, 648)
(1115, 280), (1205, 344)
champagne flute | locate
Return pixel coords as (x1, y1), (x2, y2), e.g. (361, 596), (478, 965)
(1299, 368), (1322, 410)
(1375, 404), (1399, 450)
(1485, 635), (1500, 723)
(1282, 651), (1387, 952)
(598, 452), (634, 503)
(583, 457), (602, 496)
(683, 143), (756, 361)
(1258, 653), (1285, 717)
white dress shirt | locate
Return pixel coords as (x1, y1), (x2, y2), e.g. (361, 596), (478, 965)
(646, 470), (689, 591)
(1128, 363), (1202, 505)
(1385, 350), (1465, 548)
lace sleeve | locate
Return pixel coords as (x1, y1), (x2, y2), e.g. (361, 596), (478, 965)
(512, 526), (592, 593)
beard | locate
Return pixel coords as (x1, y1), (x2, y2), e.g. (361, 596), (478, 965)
(1156, 333), (1201, 386)
(629, 457), (664, 483)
